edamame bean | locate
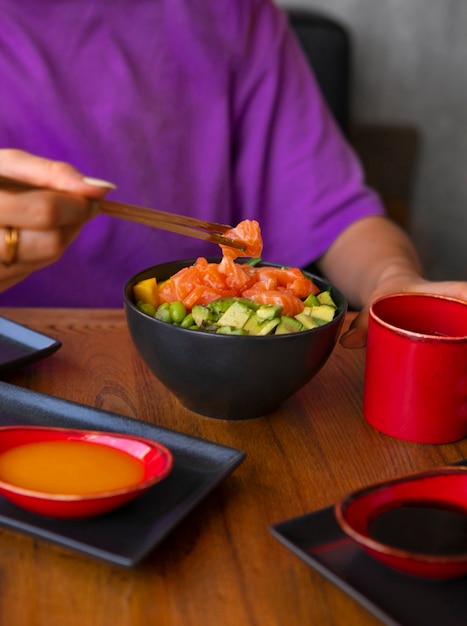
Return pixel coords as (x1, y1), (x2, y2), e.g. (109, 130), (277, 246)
(169, 301), (187, 324)
(139, 302), (156, 316)
(155, 302), (172, 323)
(180, 313), (195, 328)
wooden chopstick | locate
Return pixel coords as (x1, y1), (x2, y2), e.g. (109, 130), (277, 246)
(98, 199), (245, 248)
(0, 175), (245, 250)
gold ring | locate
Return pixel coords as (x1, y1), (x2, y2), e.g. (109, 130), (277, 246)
(3, 226), (20, 268)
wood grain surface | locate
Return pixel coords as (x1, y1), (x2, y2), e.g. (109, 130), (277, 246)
(0, 308), (465, 626)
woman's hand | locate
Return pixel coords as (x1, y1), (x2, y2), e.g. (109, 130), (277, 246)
(340, 274), (467, 348)
(317, 215), (467, 348)
(0, 149), (115, 292)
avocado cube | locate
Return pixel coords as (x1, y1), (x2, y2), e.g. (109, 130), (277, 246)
(238, 297), (260, 310)
(216, 326), (248, 335)
(209, 298), (238, 315)
(217, 301), (252, 329)
(244, 314), (280, 336)
(198, 320), (220, 333)
(317, 290), (336, 307)
(257, 318), (280, 335)
(295, 313), (321, 329)
(310, 304), (336, 324)
(243, 314), (264, 335)
(275, 316), (304, 335)
(256, 304), (283, 321)
(303, 292), (320, 307)
(192, 305), (215, 327)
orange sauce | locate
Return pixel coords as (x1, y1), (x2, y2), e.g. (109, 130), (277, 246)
(0, 440), (145, 495)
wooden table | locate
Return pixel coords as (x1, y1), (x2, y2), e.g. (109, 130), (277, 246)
(1, 308), (466, 626)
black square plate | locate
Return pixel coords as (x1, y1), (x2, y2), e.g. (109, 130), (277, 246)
(0, 381), (245, 566)
(0, 316), (61, 374)
(271, 460), (467, 626)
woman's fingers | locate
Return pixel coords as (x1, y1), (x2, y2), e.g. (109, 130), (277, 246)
(1, 225), (83, 267)
(0, 150), (116, 289)
(0, 188), (99, 228)
(339, 304), (370, 349)
(0, 149), (115, 198)
(2, 227), (20, 267)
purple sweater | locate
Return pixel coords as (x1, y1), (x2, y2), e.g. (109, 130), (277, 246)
(0, 0), (383, 307)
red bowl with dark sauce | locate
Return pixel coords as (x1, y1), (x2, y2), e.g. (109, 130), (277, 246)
(334, 467), (467, 579)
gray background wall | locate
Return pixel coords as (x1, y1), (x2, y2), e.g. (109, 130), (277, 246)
(277, 0), (467, 280)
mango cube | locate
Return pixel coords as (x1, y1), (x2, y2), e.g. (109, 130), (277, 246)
(133, 277), (159, 307)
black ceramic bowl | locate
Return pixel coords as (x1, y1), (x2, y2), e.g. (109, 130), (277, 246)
(124, 259), (347, 420)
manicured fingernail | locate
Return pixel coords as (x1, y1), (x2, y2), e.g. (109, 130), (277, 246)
(83, 177), (117, 189)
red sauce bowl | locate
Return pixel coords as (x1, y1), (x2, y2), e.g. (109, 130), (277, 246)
(0, 426), (173, 518)
(334, 467), (467, 579)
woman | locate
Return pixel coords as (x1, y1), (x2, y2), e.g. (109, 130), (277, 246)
(0, 0), (465, 347)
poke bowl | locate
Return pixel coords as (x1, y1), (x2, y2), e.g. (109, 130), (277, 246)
(123, 256), (347, 420)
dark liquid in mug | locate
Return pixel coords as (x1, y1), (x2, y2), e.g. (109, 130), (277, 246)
(368, 504), (467, 555)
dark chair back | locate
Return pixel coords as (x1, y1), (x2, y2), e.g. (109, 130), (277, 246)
(287, 9), (351, 135)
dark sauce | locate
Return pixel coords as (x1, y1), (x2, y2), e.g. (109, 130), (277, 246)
(368, 504), (467, 555)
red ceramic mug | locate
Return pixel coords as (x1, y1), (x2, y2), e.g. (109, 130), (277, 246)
(363, 293), (467, 444)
